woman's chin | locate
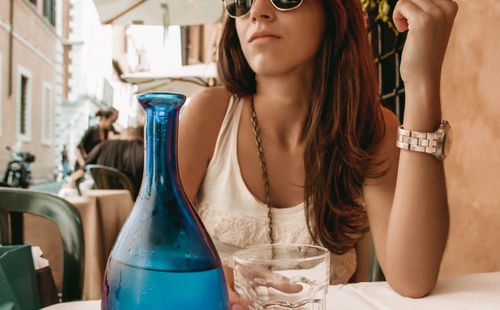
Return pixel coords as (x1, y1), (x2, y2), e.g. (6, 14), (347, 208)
(250, 63), (292, 77)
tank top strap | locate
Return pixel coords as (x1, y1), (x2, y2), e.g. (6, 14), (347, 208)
(207, 95), (243, 173)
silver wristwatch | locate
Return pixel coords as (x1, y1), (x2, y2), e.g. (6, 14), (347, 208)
(396, 120), (452, 160)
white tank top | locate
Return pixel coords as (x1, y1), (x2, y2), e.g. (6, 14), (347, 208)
(196, 96), (357, 284)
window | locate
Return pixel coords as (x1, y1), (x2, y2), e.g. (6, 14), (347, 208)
(102, 78), (114, 108)
(29, 0), (37, 5)
(181, 25), (205, 65)
(17, 66), (32, 141)
(366, 0), (406, 122)
(41, 82), (53, 145)
(43, 0), (56, 27)
(20, 77), (28, 134)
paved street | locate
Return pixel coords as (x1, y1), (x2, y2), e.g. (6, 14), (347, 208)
(29, 179), (64, 195)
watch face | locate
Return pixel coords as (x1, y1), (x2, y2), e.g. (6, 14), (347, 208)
(436, 121), (452, 160)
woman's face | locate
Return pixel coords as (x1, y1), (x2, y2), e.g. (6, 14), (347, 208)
(235, 0), (326, 77)
(103, 112), (118, 129)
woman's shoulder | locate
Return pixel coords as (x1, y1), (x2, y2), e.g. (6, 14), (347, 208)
(376, 106), (400, 156)
(79, 125), (98, 144)
(178, 86), (235, 201)
(82, 125), (94, 134)
(87, 125), (99, 132)
(380, 107), (400, 136)
(185, 86), (232, 115)
(84, 125), (100, 137)
(179, 86), (234, 159)
(180, 86), (233, 136)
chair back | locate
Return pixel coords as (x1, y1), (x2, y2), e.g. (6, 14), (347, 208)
(86, 164), (138, 200)
(0, 187), (84, 301)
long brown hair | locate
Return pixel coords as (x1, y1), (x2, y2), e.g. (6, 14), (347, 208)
(217, 0), (385, 254)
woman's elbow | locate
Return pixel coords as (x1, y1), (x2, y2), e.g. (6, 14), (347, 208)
(387, 275), (437, 298)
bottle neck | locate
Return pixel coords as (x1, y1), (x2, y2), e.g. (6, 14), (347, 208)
(142, 106), (180, 196)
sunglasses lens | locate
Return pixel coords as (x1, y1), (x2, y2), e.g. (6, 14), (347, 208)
(225, 0), (252, 17)
(271, 0), (302, 9)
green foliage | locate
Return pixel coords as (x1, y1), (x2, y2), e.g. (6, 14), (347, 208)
(360, 0), (398, 34)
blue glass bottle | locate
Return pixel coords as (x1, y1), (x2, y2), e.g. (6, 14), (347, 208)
(102, 93), (229, 309)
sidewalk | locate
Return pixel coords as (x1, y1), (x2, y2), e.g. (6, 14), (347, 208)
(29, 179), (64, 195)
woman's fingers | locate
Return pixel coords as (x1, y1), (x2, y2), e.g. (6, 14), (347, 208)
(266, 277), (303, 294)
(223, 265), (235, 290)
(393, 0), (457, 32)
(392, 0), (458, 84)
(432, 0), (459, 27)
(411, 0), (458, 24)
(236, 264), (303, 293)
(249, 266), (303, 293)
(393, 0), (422, 32)
(408, 0), (442, 15)
(228, 288), (247, 310)
(223, 265), (248, 310)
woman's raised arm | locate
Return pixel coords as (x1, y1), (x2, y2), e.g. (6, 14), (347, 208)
(363, 0), (458, 298)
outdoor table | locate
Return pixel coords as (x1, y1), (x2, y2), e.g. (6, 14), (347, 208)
(41, 300), (100, 309)
(24, 189), (134, 300)
(326, 271), (500, 309)
(41, 272), (500, 309)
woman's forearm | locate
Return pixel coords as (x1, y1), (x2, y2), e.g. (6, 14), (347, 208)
(384, 85), (449, 298)
(75, 148), (86, 168)
(381, 0), (458, 296)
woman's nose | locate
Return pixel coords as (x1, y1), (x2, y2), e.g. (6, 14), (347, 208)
(249, 0), (276, 22)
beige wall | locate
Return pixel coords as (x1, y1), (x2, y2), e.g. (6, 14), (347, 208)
(440, 0), (500, 275)
(0, 2), (13, 171)
(0, 0), (59, 179)
(0, 2), (10, 21)
(112, 25), (129, 75)
(62, 0), (71, 101)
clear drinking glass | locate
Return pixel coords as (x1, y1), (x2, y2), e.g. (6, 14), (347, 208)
(233, 244), (330, 310)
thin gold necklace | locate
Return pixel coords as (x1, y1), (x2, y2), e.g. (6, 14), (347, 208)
(250, 96), (274, 244)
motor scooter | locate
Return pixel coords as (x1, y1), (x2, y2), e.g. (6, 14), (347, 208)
(1, 146), (36, 188)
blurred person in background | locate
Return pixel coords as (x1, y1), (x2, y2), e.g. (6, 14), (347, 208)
(58, 125), (144, 198)
(61, 145), (71, 179)
(74, 107), (120, 172)
(85, 125), (145, 191)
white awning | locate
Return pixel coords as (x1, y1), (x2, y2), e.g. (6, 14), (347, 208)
(121, 63), (217, 96)
(93, 0), (223, 26)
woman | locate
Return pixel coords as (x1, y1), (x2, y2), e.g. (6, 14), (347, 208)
(74, 107), (119, 171)
(178, 0), (457, 307)
(85, 125), (145, 195)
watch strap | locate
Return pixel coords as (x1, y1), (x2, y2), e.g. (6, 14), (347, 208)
(396, 126), (438, 155)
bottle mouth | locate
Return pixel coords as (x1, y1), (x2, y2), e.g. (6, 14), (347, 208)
(138, 92), (186, 110)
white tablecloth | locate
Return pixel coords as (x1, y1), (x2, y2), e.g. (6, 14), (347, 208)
(42, 272), (500, 309)
(327, 272), (500, 309)
(41, 300), (100, 309)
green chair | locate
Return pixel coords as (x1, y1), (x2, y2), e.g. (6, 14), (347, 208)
(368, 239), (386, 282)
(86, 164), (138, 200)
(0, 187), (84, 301)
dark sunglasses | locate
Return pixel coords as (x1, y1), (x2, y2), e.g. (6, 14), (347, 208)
(223, 0), (304, 18)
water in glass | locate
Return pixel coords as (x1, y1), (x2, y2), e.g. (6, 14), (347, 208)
(233, 244), (329, 310)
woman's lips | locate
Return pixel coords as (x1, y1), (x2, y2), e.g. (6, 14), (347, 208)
(248, 31), (281, 43)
